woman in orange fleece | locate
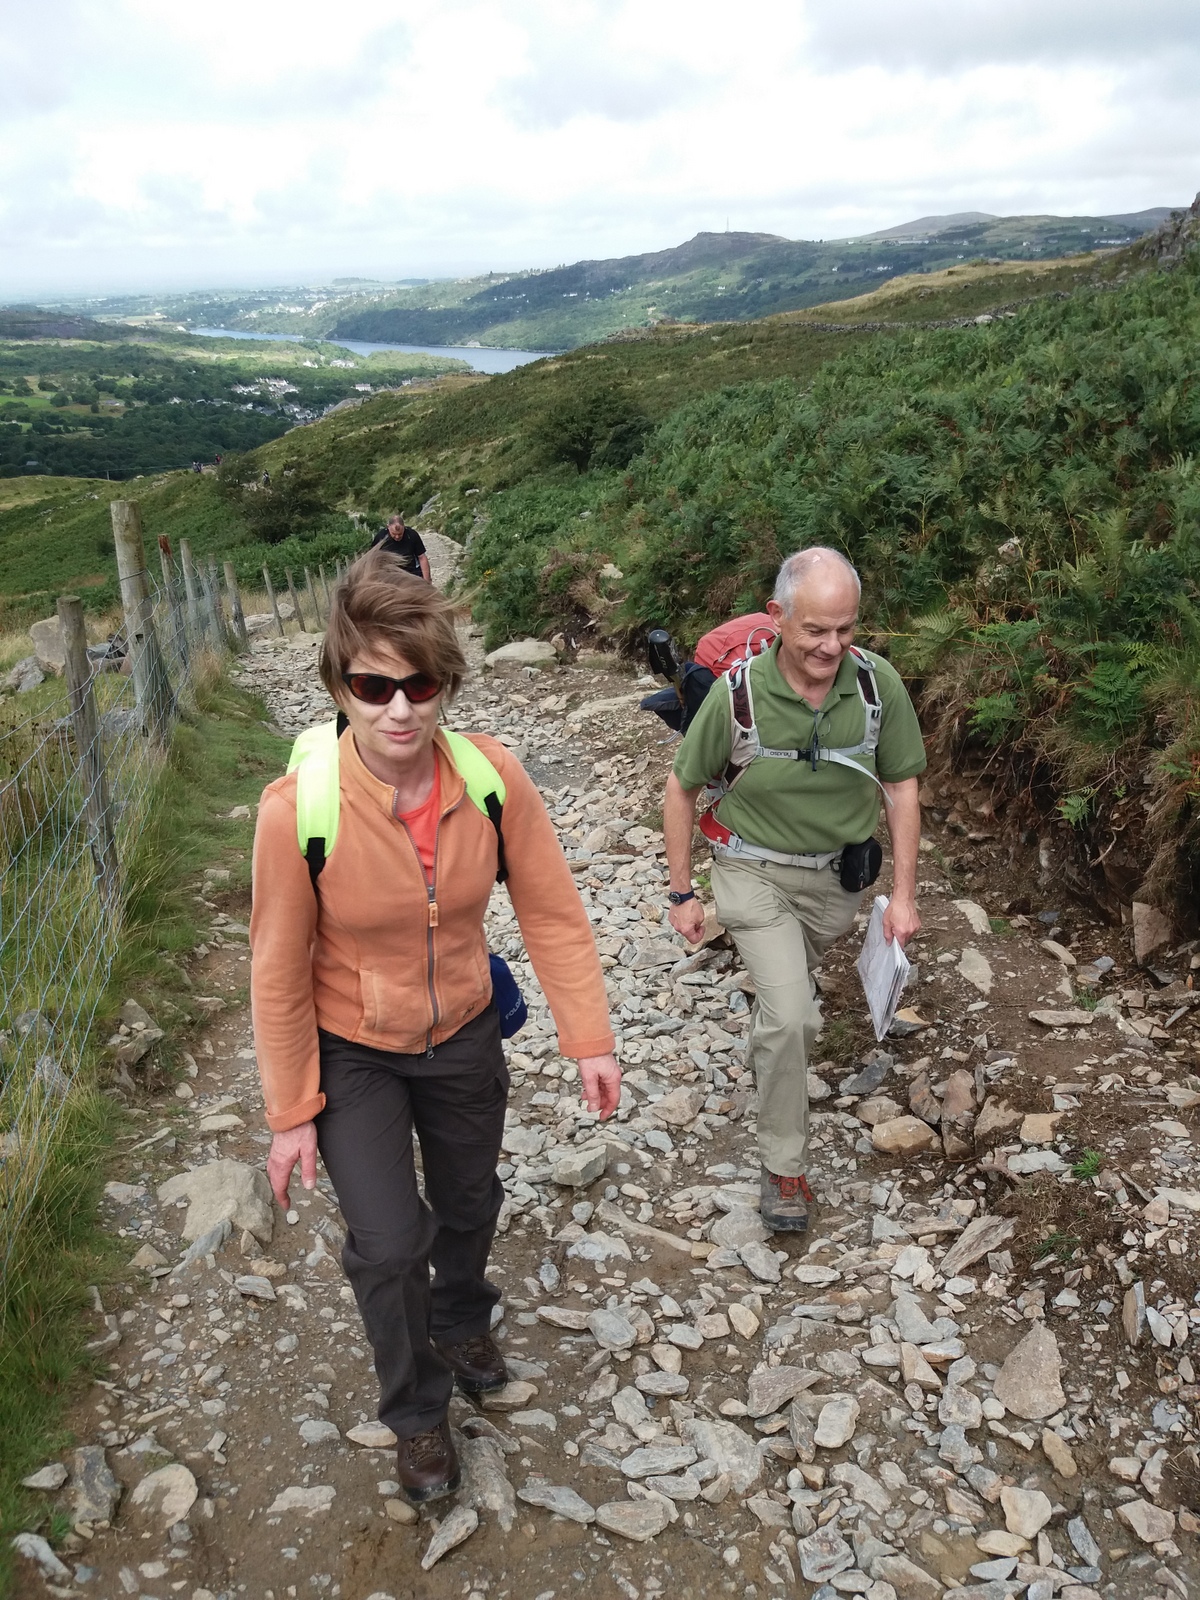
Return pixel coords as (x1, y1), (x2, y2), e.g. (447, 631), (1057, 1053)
(250, 552), (620, 1504)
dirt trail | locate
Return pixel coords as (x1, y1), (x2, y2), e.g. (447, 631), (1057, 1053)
(13, 535), (1200, 1600)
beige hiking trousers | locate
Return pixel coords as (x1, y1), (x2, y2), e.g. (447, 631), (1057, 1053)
(712, 853), (864, 1177)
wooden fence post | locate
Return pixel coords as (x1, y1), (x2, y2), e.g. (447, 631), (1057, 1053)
(285, 568), (307, 631)
(159, 541), (189, 668)
(304, 566), (323, 627)
(179, 539), (205, 644)
(262, 565), (286, 638)
(205, 555), (229, 647)
(223, 560), (250, 652)
(319, 564), (333, 615)
(110, 500), (174, 743)
(57, 594), (119, 899)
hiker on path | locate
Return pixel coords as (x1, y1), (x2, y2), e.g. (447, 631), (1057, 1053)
(249, 552), (620, 1505)
(662, 547), (926, 1233)
(370, 513), (431, 581)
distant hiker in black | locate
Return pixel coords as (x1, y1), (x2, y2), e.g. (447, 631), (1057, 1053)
(370, 515), (431, 581)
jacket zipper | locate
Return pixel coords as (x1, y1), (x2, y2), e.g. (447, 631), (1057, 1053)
(393, 786), (465, 1056)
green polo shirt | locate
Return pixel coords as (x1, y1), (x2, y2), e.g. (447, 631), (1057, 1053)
(673, 641), (927, 854)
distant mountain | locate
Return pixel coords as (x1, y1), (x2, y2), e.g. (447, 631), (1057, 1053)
(1102, 207), (1177, 234)
(0, 306), (137, 341)
(858, 212), (998, 241)
(67, 206), (1180, 355)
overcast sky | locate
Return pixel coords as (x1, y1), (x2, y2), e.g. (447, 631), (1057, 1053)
(2, 0), (1197, 298)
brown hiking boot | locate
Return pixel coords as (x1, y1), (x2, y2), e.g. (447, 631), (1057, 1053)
(434, 1332), (508, 1395)
(395, 1418), (460, 1504)
(760, 1169), (815, 1233)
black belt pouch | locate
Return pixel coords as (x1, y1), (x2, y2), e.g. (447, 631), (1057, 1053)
(839, 837), (882, 892)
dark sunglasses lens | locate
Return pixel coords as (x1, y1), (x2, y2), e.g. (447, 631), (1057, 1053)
(347, 674), (395, 704)
(403, 673), (441, 702)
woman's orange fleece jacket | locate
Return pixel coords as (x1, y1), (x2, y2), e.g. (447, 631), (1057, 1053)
(250, 725), (615, 1132)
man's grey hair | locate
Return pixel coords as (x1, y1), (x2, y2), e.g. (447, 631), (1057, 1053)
(772, 547), (861, 615)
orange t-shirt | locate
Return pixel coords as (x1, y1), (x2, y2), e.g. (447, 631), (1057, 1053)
(396, 764), (441, 875)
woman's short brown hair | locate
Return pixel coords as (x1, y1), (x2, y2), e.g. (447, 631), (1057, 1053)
(319, 550), (468, 702)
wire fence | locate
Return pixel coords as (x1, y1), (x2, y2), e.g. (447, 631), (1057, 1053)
(0, 505), (253, 1281)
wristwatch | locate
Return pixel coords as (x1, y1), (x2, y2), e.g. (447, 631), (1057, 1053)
(667, 889), (696, 905)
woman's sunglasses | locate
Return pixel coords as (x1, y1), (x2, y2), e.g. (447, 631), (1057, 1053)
(341, 670), (442, 706)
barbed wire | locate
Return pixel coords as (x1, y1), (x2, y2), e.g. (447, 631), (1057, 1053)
(0, 571), (224, 1280)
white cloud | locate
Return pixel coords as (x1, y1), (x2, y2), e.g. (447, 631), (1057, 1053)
(0, 0), (1196, 297)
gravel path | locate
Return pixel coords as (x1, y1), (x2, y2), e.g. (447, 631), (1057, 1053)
(13, 548), (1200, 1599)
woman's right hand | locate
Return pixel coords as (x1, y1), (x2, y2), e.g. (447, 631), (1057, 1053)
(267, 1121), (318, 1209)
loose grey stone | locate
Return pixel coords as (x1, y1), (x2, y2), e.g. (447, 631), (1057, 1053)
(830, 1462), (891, 1515)
(1115, 1498), (1174, 1544)
(267, 1485), (336, 1515)
(746, 1365), (822, 1418)
(893, 1293), (956, 1346)
(171, 1219), (233, 1276)
(992, 1323), (1065, 1421)
(11, 1533), (72, 1582)
(1000, 1485), (1052, 1538)
(587, 1308), (637, 1350)
(459, 1436), (516, 1531)
(621, 1444), (697, 1479)
(551, 1144), (606, 1186)
(958, 948), (994, 995)
(595, 1499), (672, 1541)
(612, 1386), (651, 1429)
(797, 1527), (855, 1582)
(938, 1425), (982, 1471)
(939, 1215), (1017, 1278)
(680, 1418), (763, 1492)
(871, 1554), (944, 1599)
(635, 1371), (690, 1397)
(21, 1464), (68, 1491)
(299, 1420), (340, 1446)
(567, 1231), (632, 1264)
(421, 1504), (479, 1569)
(1067, 1516), (1102, 1567)
(234, 1274), (277, 1301)
(128, 1464), (198, 1526)
(710, 1207), (769, 1249)
(347, 1423), (397, 1448)
(517, 1481), (595, 1523)
(501, 1125), (546, 1158)
(739, 1240), (783, 1282)
(814, 1396), (859, 1449)
(646, 1472), (701, 1501)
(68, 1446), (121, 1523)
(157, 1160), (274, 1243)
(938, 1385), (983, 1429)
(1008, 1149), (1068, 1176)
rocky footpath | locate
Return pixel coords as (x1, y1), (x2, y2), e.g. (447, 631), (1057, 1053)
(12, 545), (1200, 1600)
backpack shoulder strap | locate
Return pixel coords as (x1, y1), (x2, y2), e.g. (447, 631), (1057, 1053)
(288, 720), (341, 886)
(720, 659), (760, 789)
(847, 646), (883, 755)
(443, 729), (509, 883)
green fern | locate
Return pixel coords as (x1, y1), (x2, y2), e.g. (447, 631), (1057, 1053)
(969, 692), (1022, 744)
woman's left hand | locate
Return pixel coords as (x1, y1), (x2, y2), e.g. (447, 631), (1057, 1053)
(578, 1053), (622, 1120)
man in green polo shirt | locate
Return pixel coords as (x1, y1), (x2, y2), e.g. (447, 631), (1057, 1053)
(663, 547), (926, 1232)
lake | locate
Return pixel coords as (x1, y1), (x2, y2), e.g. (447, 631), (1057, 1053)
(189, 327), (550, 374)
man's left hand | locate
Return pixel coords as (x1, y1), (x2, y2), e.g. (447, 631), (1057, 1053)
(578, 1053), (622, 1119)
(883, 896), (921, 947)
